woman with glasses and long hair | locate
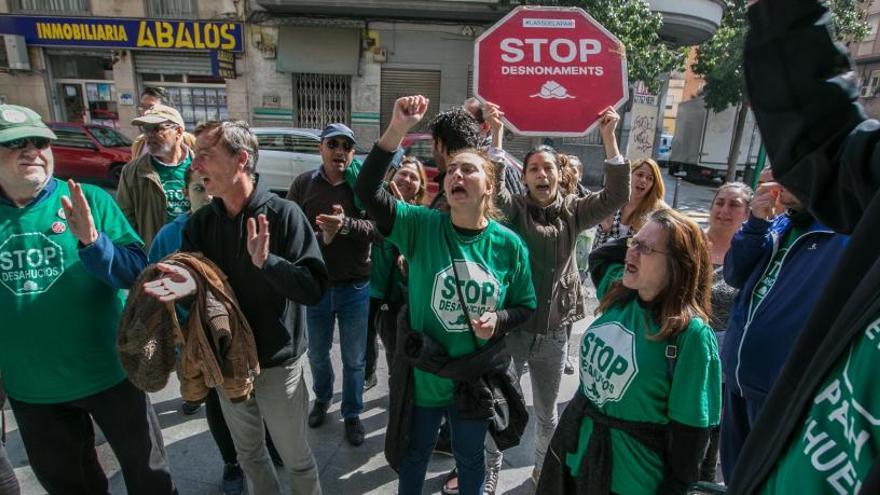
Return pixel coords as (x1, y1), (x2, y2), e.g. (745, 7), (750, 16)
(355, 96), (536, 495)
(592, 158), (667, 250)
(540, 208), (722, 494)
(482, 105), (630, 487)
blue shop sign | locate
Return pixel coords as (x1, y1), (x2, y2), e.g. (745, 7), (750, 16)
(0, 15), (244, 53)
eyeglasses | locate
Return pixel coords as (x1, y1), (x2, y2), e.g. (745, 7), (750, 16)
(1, 137), (51, 150)
(325, 139), (354, 152)
(140, 123), (178, 134)
(626, 237), (668, 256)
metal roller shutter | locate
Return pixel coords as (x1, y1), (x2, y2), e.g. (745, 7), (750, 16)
(134, 51), (213, 76)
(380, 69), (441, 133)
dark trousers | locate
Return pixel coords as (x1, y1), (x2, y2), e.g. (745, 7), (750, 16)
(9, 379), (175, 495)
(720, 386), (765, 481)
(365, 296), (399, 379)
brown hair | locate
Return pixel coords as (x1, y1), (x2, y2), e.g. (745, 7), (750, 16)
(711, 181), (754, 205)
(624, 158), (667, 231)
(522, 145), (579, 196)
(597, 208), (713, 340)
(448, 148), (503, 221)
(385, 155), (429, 205)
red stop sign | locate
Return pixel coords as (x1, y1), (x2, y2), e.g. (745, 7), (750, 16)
(474, 6), (628, 137)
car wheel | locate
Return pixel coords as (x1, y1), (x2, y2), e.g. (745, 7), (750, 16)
(109, 163), (125, 187)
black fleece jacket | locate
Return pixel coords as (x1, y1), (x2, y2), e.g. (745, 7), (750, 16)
(730, 1), (880, 493)
(183, 180), (328, 368)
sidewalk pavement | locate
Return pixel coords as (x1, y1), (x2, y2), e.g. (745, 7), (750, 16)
(4, 305), (598, 495)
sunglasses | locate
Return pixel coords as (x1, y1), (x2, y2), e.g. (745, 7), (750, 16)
(325, 138), (354, 152)
(1, 137), (51, 150)
(140, 123), (178, 134)
(626, 237), (668, 256)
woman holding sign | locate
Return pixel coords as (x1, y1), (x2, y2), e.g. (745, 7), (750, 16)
(539, 209), (721, 494)
(484, 104), (630, 486)
(355, 95), (537, 495)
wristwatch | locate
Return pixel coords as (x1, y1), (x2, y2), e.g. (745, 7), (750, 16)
(339, 216), (351, 236)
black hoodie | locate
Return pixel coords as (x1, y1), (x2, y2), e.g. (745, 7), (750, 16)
(730, 0), (880, 493)
(182, 180), (328, 368)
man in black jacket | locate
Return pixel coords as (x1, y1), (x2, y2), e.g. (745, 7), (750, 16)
(144, 120), (328, 495)
(727, 1), (880, 493)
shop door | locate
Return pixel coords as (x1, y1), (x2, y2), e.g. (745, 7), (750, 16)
(59, 83), (85, 123)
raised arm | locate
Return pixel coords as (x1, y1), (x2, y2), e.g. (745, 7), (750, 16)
(355, 95), (429, 235)
(745, 0), (875, 233)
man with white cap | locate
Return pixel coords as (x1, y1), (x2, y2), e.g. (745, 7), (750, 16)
(0, 104), (175, 494)
(117, 104), (193, 249)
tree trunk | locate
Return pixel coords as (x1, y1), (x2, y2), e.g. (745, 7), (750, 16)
(725, 99), (748, 183)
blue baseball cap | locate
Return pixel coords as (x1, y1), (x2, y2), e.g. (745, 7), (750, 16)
(319, 123), (356, 144)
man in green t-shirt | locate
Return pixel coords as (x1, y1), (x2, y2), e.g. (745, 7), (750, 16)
(117, 104), (192, 249)
(0, 104), (174, 493)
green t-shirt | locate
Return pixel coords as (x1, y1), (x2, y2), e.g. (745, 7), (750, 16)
(761, 314), (880, 494)
(0, 179), (142, 403)
(151, 153), (191, 222)
(565, 264), (722, 495)
(750, 225), (804, 318)
(370, 239), (404, 301)
(387, 202), (537, 407)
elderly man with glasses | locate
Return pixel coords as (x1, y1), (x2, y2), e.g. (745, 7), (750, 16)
(286, 123), (376, 447)
(0, 104), (175, 494)
(117, 104), (193, 250)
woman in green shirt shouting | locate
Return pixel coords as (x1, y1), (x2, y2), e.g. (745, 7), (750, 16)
(540, 208), (722, 494)
(356, 95), (537, 495)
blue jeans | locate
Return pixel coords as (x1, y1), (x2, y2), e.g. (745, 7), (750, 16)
(306, 280), (370, 419)
(399, 405), (489, 495)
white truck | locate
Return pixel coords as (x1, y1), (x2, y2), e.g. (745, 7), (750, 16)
(668, 95), (762, 182)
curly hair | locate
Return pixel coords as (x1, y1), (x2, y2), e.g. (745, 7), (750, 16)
(429, 108), (482, 155)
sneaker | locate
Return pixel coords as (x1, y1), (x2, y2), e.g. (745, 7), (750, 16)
(221, 462), (244, 495)
(344, 416), (365, 446)
(531, 466), (541, 486)
(179, 401), (201, 415)
(433, 435), (453, 456)
(563, 355), (575, 375)
(308, 401), (329, 428)
(483, 463), (500, 495)
(364, 373), (378, 391)
(440, 468), (458, 495)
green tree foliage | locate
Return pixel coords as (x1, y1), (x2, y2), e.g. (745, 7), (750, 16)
(515, 0), (686, 94)
(694, 0), (869, 112)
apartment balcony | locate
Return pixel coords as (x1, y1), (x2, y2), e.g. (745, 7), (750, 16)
(646, 0), (726, 46)
(252, 0), (509, 23)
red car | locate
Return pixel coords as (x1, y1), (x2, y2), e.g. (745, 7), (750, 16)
(401, 133), (523, 205)
(47, 122), (133, 186)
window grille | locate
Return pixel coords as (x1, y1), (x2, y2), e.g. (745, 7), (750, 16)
(293, 73), (350, 129)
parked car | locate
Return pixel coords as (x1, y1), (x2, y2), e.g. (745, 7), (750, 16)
(252, 127), (323, 193)
(47, 122), (132, 186)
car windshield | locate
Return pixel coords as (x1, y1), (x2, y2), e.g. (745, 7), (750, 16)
(88, 126), (132, 147)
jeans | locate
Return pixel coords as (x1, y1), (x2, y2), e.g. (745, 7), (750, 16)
(306, 280), (370, 418)
(487, 326), (568, 470)
(399, 405), (489, 495)
(217, 356), (320, 495)
(9, 379), (175, 495)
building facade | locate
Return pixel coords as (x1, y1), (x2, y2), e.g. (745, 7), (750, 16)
(851, 0), (880, 118)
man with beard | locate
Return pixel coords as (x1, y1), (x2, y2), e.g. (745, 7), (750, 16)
(719, 168), (847, 479)
(117, 105), (192, 250)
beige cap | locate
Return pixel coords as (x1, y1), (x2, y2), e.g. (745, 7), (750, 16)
(131, 104), (185, 128)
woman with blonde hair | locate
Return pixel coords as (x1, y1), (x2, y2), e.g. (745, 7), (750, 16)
(540, 208), (721, 494)
(592, 158), (667, 249)
(364, 155), (429, 388)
